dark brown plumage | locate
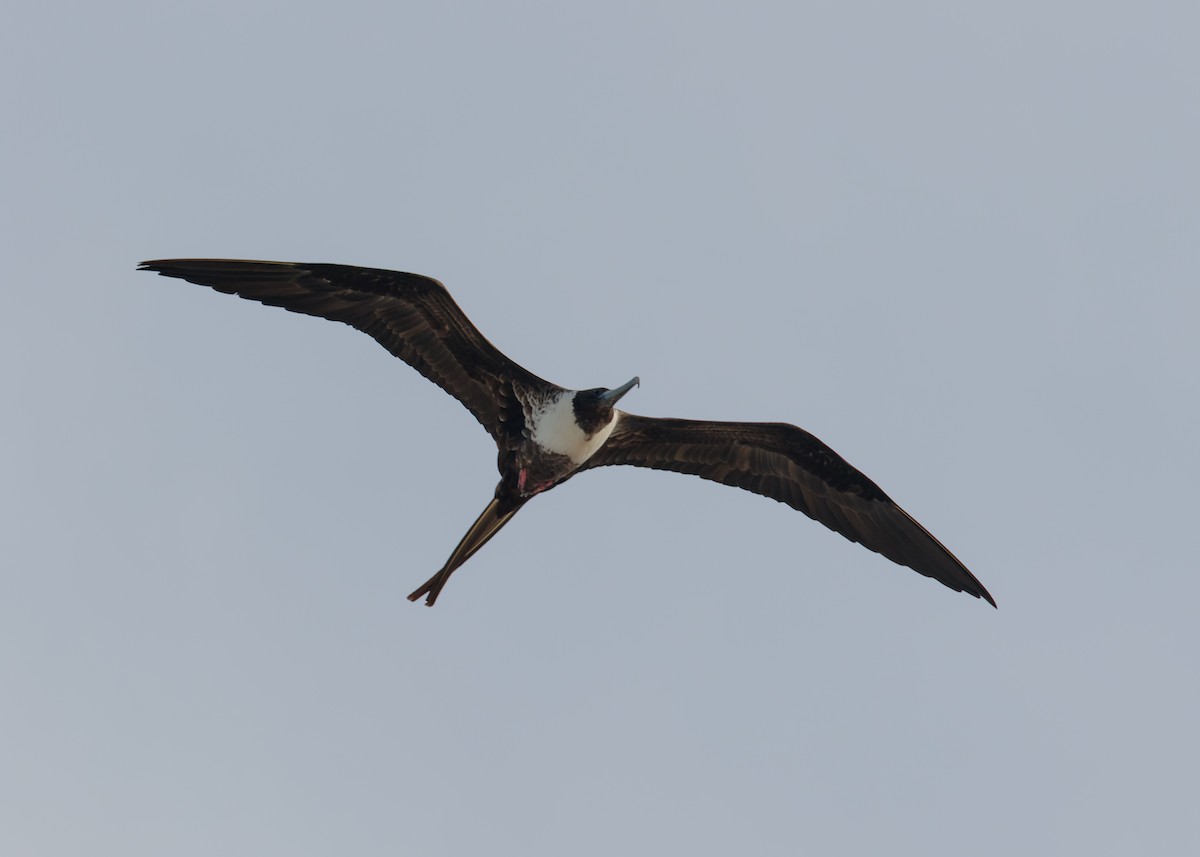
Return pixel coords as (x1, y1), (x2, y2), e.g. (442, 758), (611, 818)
(140, 259), (995, 608)
(584, 416), (992, 604)
(140, 259), (552, 438)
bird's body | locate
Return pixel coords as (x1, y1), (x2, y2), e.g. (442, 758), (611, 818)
(140, 259), (995, 608)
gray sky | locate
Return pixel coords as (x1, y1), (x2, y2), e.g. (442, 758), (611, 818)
(3, 2), (1198, 855)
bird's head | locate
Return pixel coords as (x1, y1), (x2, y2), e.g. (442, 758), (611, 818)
(572, 376), (639, 434)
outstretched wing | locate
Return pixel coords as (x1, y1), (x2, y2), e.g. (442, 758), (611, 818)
(140, 259), (553, 439)
(586, 413), (995, 605)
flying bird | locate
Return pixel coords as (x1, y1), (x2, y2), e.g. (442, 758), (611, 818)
(140, 259), (995, 608)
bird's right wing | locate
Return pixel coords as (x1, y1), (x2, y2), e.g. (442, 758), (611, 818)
(139, 259), (552, 440)
(586, 413), (995, 605)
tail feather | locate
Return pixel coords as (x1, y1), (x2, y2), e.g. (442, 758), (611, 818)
(407, 495), (525, 606)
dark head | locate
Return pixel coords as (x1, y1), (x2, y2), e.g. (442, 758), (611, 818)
(572, 377), (639, 434)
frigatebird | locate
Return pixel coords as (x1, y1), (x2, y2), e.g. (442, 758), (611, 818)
(140, 259), (995, 608)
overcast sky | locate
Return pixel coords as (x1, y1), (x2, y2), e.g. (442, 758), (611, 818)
(3, 2), (1198, 855)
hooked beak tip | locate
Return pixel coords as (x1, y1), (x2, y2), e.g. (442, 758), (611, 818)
(601, 376), (640, 403)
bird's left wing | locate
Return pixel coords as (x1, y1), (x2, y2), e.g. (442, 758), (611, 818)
(585, 413), (995, 605)
(140, 259), (552, 439)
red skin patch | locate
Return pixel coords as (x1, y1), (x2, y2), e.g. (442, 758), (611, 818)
(517, 468), (555, 496)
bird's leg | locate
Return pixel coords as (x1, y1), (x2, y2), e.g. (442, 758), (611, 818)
(407, 494), (525, 606)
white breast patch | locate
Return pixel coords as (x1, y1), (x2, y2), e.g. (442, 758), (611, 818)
(529, 392), (619, 464)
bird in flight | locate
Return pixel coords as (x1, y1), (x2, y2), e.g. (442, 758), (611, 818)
(140, 259), (995, 608)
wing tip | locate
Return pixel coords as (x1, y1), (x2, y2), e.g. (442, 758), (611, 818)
(138, 259), (209, 277)
(978, 586), (998, 609)
(950, 563), (996, 608)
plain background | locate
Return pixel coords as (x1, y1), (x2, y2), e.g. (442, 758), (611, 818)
(3, 2), (1197, 855)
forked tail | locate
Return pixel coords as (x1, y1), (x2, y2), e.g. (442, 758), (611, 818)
(407, 495), (525, 606)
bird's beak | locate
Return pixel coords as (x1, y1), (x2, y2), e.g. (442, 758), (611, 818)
(600, 376), (640, 404)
